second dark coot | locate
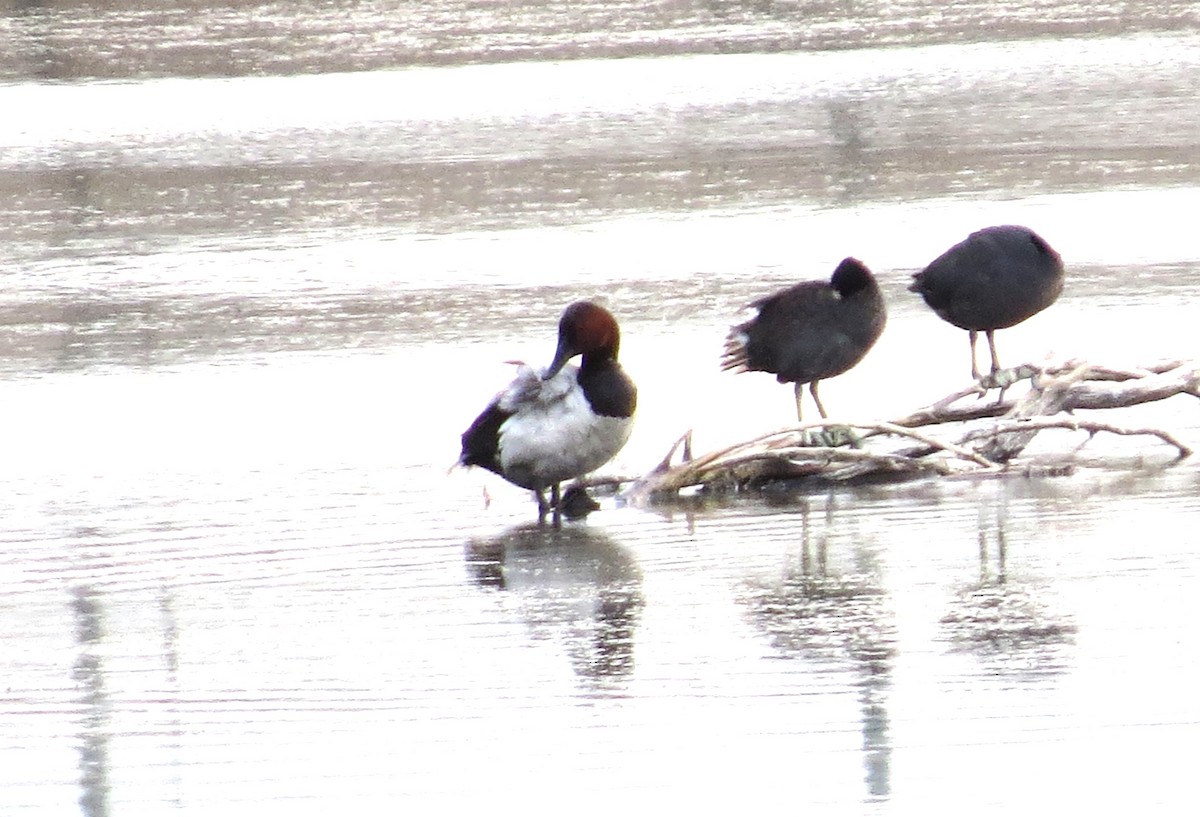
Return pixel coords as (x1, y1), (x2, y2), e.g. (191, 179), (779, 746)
(721, 257), (887, 421)
(909, 224), (1065, 380)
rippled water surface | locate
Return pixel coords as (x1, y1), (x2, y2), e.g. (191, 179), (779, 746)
(2, 2), (1199, 814)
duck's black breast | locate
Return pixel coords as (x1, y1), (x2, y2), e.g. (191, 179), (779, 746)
(578, 360), (637, 419)
(911, 225), (1064, 331)
(742, 278), (886, 385)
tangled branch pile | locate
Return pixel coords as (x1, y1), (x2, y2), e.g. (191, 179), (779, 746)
(622, 359), (1199, 500)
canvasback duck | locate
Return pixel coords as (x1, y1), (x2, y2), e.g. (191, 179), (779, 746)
(910, 225), (1064, 380)
(459, 301), (637, 521)
(721, 257), (887, 421)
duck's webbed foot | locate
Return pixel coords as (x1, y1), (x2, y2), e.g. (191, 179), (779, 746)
(559, 484), (601, 519)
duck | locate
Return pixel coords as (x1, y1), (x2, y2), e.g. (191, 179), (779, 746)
(909, 225), (1065, 380)
(459, 301), (637, 522)
(721, 257), (887, 421)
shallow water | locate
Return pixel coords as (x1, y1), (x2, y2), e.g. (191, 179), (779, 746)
(2, 2), (1200, 814)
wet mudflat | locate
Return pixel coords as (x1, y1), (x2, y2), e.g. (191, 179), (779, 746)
(1, 1), (1199, 813)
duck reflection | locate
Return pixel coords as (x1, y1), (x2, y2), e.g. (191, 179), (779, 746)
(72, 585), (110, 817)
(465, 524), (643, 691)
(939, 498), (1076, 677)
(740, 497), (895, 801)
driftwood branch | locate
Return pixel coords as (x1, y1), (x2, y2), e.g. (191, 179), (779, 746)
(960, 417), (1192, 459)
(619, 358), (1198, 501)
(888, 359), (1199, 428)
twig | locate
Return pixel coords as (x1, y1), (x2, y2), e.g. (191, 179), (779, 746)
(961, 417), (1192, 459)
(868, 420), (1000, 470)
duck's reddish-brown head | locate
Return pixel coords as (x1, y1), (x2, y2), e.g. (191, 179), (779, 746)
(543, 301), (621, 380)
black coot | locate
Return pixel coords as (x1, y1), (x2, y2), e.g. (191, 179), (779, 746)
(910, 225), (1064, 380)
(721, 257), (887, 421)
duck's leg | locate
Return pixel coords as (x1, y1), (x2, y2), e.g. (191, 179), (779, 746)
(550, 483), (562, 527)
(793, 382), (805, 423)
(809, 381), (828, 419)
(535, 489), (550, 522)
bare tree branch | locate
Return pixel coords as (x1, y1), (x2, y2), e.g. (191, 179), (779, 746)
(614, 358), (1198, 500)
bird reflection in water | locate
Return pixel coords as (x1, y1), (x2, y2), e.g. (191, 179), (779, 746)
(739, 497), (895, 802)
(465, 524), (643, 692)
(940, 498), (1076, 677)
(72, 585), (110, 817)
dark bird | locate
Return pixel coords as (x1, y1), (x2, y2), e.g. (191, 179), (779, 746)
(721, 257), (887, 421)
(909, 225), (1065, 380)
(459, 301), (637, 522)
